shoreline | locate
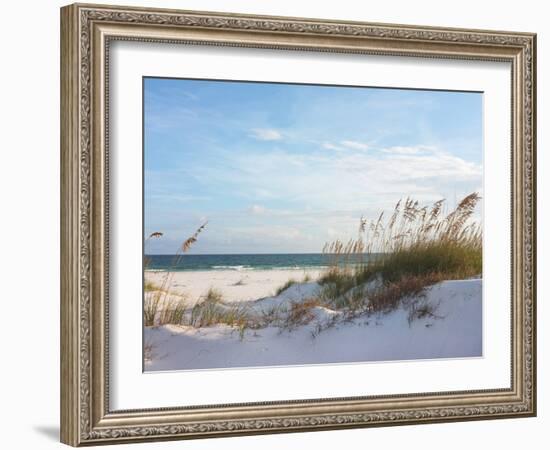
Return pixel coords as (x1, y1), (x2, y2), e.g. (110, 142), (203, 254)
(145, 266), (329, 273)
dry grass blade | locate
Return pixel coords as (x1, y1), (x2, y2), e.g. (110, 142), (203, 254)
(144, 222), (208, 326)
(283, 298), (322, 330)
(182, 222), (208, 252)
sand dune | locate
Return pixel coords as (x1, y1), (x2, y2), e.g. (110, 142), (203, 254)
(144, 278), (482, 371)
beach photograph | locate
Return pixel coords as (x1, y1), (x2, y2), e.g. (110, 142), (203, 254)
(143, 77), (483, 372)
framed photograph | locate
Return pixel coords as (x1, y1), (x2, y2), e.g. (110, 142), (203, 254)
(60, 3), (536, 446)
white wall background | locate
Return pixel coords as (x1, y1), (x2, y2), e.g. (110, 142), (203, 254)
(0, 1), (546, 449)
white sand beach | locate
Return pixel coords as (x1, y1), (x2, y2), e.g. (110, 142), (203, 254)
(144, 277), (482, 371)
(145, 268), (323, 303)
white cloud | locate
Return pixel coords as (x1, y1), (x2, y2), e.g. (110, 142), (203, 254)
(382, 145), (435, 155)
(237, 225), (301, 241)
(249, 204), (266, 214)
(156, 144), (482, 253)
(191, 145), (481, 211)
(341, 140), (370, 151)
(251, 188), (278, 199)
(322, 140), (370, 152)
(249, 128), (283, 141)
(322, 142), (344, 151)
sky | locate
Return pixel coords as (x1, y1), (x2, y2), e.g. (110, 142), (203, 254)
(144, 77), (483, 254)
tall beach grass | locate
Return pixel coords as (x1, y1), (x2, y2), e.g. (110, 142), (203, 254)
(318, 193), (482, 314)
(143, 226), (256, 335)
(143, 223), (207, 326)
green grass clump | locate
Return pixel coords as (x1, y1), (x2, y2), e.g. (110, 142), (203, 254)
(144, 293), (189, 326)
(275, 279), (297, 296)
(318, 267), (356, 300)
(190, 288), (251, 333)
(144, 280), (158, 292)
(366, 240), (481, 283)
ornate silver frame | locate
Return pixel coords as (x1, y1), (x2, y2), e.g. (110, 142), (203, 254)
(60, 3), (536, 446)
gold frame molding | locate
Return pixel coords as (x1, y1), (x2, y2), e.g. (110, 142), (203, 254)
(60, 3), (537, 446)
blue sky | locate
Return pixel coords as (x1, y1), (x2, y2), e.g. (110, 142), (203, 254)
(144, 77), (482, 254)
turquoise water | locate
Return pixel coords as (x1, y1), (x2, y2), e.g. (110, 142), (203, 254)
(144, 253), (370, 272)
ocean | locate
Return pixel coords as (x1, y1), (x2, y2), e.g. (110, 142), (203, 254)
(144, 253), (369, 272)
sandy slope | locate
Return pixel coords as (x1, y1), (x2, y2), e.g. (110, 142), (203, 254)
(144, 278), (482, 371)
(145, 268), (322, 303)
